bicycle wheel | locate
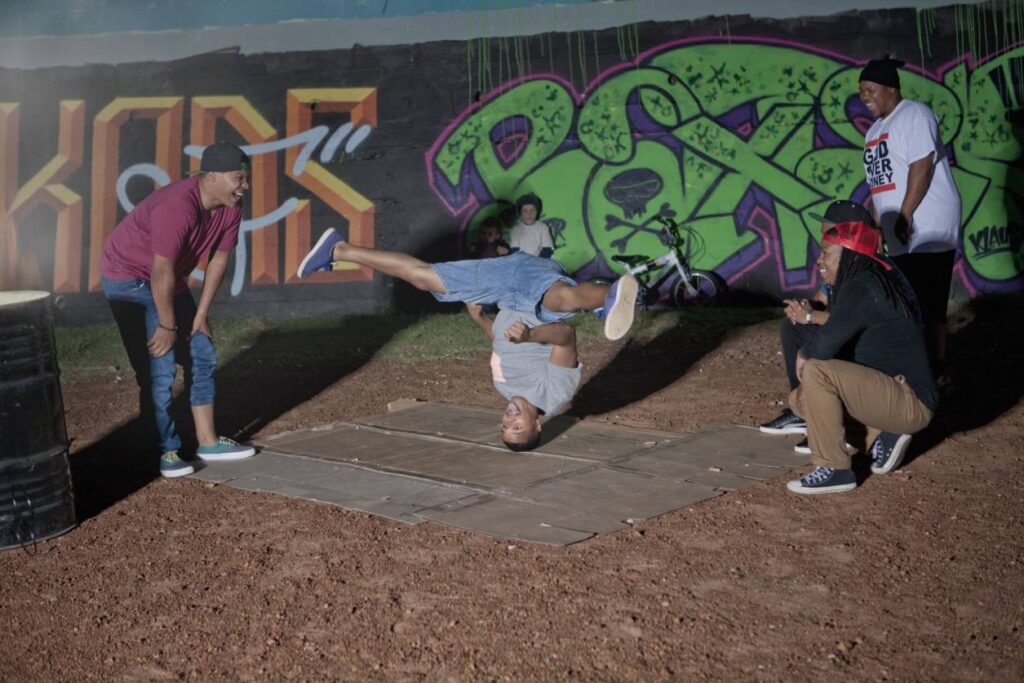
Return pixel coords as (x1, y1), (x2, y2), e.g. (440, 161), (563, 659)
(673, 270), (724, 307)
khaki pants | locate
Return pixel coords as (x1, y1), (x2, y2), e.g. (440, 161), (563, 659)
(790, 359), (933, 469)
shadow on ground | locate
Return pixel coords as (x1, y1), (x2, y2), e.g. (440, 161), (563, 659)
(69, 234), (463, 522)
(68, 314), (422, 521)
(568, 306), (778, 419)
(908, 293), (1024, 460)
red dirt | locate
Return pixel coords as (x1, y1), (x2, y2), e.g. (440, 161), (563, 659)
(2, 302), (1023, 681)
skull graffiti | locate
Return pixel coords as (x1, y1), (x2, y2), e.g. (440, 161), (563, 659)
(603, 168), (664, 219)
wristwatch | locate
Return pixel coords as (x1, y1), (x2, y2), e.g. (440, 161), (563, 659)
(804, 311), (813, 324)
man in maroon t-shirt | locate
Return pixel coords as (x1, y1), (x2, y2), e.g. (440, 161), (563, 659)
(100, 142), (256, 477)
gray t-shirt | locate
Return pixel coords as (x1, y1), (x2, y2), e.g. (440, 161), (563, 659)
(490, 308), (582, 415)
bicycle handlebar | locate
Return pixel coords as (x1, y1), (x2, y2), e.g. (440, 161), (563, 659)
(655, 215), (680, 247)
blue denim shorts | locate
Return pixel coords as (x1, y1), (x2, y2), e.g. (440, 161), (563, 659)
(431, 252), (575, 322)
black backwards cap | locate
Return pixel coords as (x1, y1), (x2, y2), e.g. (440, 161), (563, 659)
(808, 199), (873, 227)
(859, 57), (904, 89)
(199, 142), (250, 173)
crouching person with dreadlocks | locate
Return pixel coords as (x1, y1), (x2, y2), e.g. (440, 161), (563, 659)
(787, 221), (939, 495)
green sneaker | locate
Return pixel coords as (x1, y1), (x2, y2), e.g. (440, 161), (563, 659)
(159, 450), (194, 478)
(196, 437), (256, 462)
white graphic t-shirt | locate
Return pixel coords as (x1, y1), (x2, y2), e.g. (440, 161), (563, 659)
(863, 98), (961, 256)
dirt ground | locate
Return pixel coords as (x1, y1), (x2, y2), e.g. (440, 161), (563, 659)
(2, 298), (1023, 682)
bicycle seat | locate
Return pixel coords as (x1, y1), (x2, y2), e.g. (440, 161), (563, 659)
(612, 254), (647, 267)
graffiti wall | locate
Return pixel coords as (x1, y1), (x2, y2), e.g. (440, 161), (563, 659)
(1, 7), (1022, 322)
(429, 36), (1024, 301)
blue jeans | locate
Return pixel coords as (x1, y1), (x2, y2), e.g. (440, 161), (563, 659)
(101, 277), (217, 454)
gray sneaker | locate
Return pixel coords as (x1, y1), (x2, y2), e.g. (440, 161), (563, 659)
(160, 450), (194, 478)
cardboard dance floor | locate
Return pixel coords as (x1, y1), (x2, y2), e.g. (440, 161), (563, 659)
(191, 402), (809, 545)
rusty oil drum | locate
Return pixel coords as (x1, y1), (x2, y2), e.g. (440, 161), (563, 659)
(0, 291), (76, 550)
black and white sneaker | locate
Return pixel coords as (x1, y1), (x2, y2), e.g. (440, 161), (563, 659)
(759, 408), (807, 435)
(786, 466), (857, 495)
(870, 432), (912, 474)
(793, 438), (811, 455)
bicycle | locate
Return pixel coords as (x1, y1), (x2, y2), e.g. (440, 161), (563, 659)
(597, 215), (725, 308)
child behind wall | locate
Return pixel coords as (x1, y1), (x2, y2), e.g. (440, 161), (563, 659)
(470, 216), (510, 259)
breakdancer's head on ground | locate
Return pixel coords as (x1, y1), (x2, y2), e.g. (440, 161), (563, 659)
(501, 396), (543, 451)
(298, 229), (639, 451)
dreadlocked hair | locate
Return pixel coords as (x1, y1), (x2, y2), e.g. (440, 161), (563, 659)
(831, 250), (915, 319)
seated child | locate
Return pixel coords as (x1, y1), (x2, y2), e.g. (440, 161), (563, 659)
(470, 216), (510, 259)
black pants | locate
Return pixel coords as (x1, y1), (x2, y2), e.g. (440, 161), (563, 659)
(892, 250), (955, 326)
(779, 317), (819, 391)
(779, 315), (858, 395)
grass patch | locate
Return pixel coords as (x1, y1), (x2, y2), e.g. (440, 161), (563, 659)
(53, 305), (781, 378)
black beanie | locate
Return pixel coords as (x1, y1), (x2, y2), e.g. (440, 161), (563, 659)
(859, 58), (904, 89)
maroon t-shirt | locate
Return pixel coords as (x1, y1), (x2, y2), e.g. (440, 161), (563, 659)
(100, 176), (242, 292)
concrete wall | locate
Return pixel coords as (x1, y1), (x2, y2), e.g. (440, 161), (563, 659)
(0, 1), (1020, 322)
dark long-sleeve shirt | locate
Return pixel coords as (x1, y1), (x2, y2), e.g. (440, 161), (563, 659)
(802, 272), (939, 411)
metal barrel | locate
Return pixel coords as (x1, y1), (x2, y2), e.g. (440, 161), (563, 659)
(0, 291), (76, 550)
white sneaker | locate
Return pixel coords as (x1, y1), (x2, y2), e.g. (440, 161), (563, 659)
(602, 275), (638, 340)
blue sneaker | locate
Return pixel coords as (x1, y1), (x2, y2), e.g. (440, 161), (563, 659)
(602, 275), (639, 341)
(159, 450), (194, 478)
(197, 437), (256, 462)
(786, 466), (856, 495)
(870, 432), (912, 474)
(298, 228), (341, 278)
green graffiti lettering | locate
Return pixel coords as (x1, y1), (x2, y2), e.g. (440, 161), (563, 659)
(433, 79), (574, 201)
